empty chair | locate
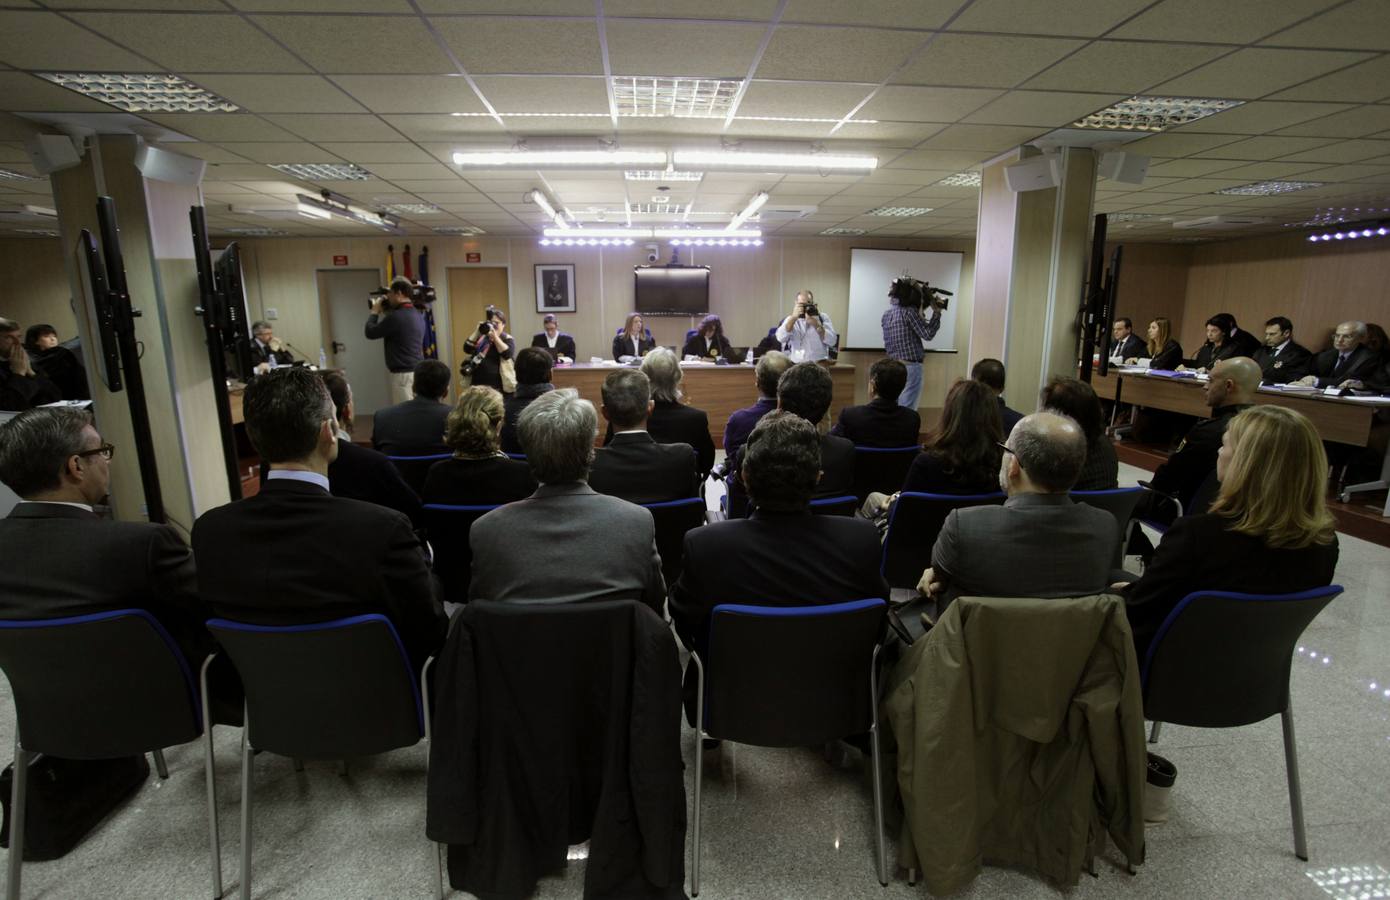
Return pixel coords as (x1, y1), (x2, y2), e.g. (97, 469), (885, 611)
(1071, 487), (1144, 566)
(880, 491), (1006, 589)
(421, 503), (501, 605)
(1143, 585), (1343, 860)
(387, 453), (452, 496)
(205, 614), (439, 900)
(808, 494), (858, 516)
(689, 598), (889, 895)
(851, 446), (921, 502)
(0, 609), (221, 900)
(643, 497), (705, 586)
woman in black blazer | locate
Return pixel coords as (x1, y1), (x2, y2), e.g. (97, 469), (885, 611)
(612, 312), (656, 361)
(1120, 405), (1339, 662)
(461, 306), (514, 393)
(681, 314), (734, 361)
(423, 386), (535, 506)
(1126, 316), (1183, 371)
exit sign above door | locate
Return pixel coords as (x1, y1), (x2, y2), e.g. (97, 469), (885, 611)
(333, 255), (348, 266)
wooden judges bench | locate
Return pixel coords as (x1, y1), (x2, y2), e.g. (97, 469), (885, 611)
(552, 361), (857, 447)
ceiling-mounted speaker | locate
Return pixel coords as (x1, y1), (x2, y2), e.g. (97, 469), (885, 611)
(1099, 151), (1149, 185)
(24, 134), (82, 175)
(135, 143), (206, 185)
(1004, 155), (1060, 192)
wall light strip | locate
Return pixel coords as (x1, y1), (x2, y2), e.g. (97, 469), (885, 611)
(452, 149), (667, 168)
(1307, 222), (1390, 243)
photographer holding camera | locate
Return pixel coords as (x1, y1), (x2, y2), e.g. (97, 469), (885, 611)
(461, 306), (514, 394)
(776, 290), (837, 363)
(881, 277), (946, 410)
(365, 276), (426, 405)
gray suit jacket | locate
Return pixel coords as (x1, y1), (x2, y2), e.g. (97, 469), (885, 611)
(467, 481), (666, 614)
(931, 492), (1118, 606)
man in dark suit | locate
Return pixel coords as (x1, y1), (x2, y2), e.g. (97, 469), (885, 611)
(671, 411), (889, 672)
(972, 357), (1024, 436)
(468, 388), (666, 613)
(371, 359), (451, 456)
(1295, 321), (1380, 388)
(194, 368), (445, 671)
(319, 370), (422, 525)
(722, 351), (791, 464)
(918, 411), (1118, 608)
(531, 313), (577, 363)
(249, 320), (296, 375)
(1110, 317), (1145, 362)
(501, 347), (554, 454)
(831, 358), (921, 447)
(0, 317), (61, 411)
(590, 368), (698, 504)
(1252, 316), (1313, 385)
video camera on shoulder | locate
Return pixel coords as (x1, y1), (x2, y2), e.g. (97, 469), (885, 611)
(889, 276), (951, 311)
(368, 281), (437, 309)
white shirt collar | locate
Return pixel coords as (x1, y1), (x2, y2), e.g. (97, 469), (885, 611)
(1274, 339), (1291, 354)
(266, 469), (330, 492)
(546, 332), (558, 347)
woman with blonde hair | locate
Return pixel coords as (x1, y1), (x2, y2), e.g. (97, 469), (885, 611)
(612, 311), (655, 361)
(421, 385), (535, 505)
(1125, 316), (1183, 370)
(1121, 405), (1339, 659)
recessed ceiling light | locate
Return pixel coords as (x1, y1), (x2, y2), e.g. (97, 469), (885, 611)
(612, 77), (743, 119)
(270, 163), (373, 182)
(867, 206), (933, 217)
(432, 225), (486, 236)
(819, 227), (866, 236)
(629, 202), (689, 214)
(0, 169), (37, 182)
(626, 169), (704, 182)
(1072, 96), (1243, 133)
(1215, 180), (1325, 196)
(380, 203), (442, 215)
(36, 73), (238, 113)
(224, 227), (290, 237)
(672, 149), (877, 173)
(938, 172), (981, 188)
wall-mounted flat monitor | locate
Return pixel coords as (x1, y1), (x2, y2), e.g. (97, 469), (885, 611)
(634, 265), (710, 316)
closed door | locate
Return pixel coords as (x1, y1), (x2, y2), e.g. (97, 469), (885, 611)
(319, 268), (390, 417)
(448, 267), (510, 384)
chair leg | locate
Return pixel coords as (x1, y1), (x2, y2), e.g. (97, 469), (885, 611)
(420, 658), (444, 900)
(240, 728), (254, 900)
(690, 652), (705, 898)
(6, 739), (28, 900)
(869, 645), (888, 886)
(436, 843), (447, 900)
(1148, 721), (1162, 743)
(152, 749), (170, 779)
(200, 655), (224, 899)
(1281, 705), (1310, 861)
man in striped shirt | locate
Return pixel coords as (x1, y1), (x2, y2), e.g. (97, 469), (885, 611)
(880, 283), (944, 410)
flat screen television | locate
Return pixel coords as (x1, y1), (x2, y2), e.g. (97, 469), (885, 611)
(634, 265), (709, 316)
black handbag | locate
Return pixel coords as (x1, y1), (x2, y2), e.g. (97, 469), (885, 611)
(0, 754), (150, 860)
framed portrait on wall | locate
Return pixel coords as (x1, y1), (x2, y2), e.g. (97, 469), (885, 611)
(535, 264), (576, 313)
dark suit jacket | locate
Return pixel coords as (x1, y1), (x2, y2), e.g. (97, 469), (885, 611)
(901, 451), (1000, 495)
(329, 438), (423, 526)
(830, 397), (921, 447)
(1123, 514), (1339, 660)
(371, 397), (450, 455)
(727, 431), (857, 512)
(1190, 338), (1254, 370)
(589, 432), (699, 504)
(1309, 345), (1379, 387)
(648, 400), (715, 478)
(192, 478), (446, 670)
(722, 396), (776, 463)
(1147, 339), (1183, 370)
(680, 333), (733, 361)
(1146, 404), (1250, 512)
(0, 366), (61, 411)
(499, 383), (553, 455)
(0, 503), (211, 664)
(1111, 333), (1145, 361)
(612, 333), (656, 360)
(249, 340), (295, 370)
(30, 346), (90, 400)
(531, 331), (577, 361)
(1253, 341), (1313, 384)
(997, 397), (1024, 437)
(422, 455), (535, 506)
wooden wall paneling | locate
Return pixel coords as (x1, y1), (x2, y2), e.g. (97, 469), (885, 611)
(1102, 241), (1192, 348)
(0, 238), (78, 337)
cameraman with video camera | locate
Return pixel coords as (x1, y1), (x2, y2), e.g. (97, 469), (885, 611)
(365, 276), (426, 405)
(776, 290), (837, 363)
(881, 277), (946, 410)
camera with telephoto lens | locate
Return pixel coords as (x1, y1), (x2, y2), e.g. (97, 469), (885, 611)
(369, 281), (436, 309)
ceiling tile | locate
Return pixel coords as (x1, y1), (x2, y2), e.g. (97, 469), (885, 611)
(374, 179), (471, 194)
(605, 0), (778, 18)
(140, 114), (302, 142)
(1146, 158), (1247, 177)
(42, 0), (225, 8)
(718, 119), (836, 139)
(604, 21), (765, 77)
(417, 0), (593, 11)
(884, 149), (994, 170)
(253, 14), (455, 74)
(471, 76), (609, 113)
(829, 122), (947, 145)
(0, 10), (151, 70)
(1210, 161), (1328, 179)
(1268, 56), (1390, 103)
(67, 13), (310, 73)
(962, 91), (1125, 127)
(1289, 163), (1390, 181)
(229, 0), (415, 9)
(1190, 135), (1338, 159)
(1176, 101), (1356, 134)
(432, 17), (603, 75)
(504, 116), (617, 135)
(1276, 106), (1390, 138)
(756, 26), (926, 83)
(737, 81), (872, 119)
(892, 35), (1085, 89)
(1111, 0), (1339, 43)
(1121, 132), (1247, 156)
(190, 75), (367, 115)
(858, 86), (1002, 123)
(918, 124), (1045, 151)
(1021, 41), (1229, 93)
(383, 112), (507, 141)
(1276, 140), (1390, 163)
(1261, 0), (1390, 51)
(1152, 48), (1373, 100)
(330, 75), (488, 114)
(0, 72), (114, 112)
(781, 0), (960, 29)
(263, 114), (402, 142)
(358, 162), (457, 179)
(949, 0), (1154, 36)
(226, 142), (346, 164)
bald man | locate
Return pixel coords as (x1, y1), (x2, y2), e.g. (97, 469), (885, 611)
(917, 411), (1119, 608)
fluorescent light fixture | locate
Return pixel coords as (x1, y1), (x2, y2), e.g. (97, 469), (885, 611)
(432, 225), (486, 235)
(612, 77), (743, 119)
(819, 227), (866, 236)
(543, 226), (644, 239)
(729, 191), (769, 230)
(0, 169), (37, 182)
(225, 227), (290, 236)
(866, 206), (933, 217)
(1072, 96), (1243, 132)
(1215, 180), (1325, 196)
(669, 238), (763, 247)
(539, 238), (636, 246)
(540, 226), (760, 239)
(672, 149), (877, 173)
(270, 163), (372, 182)
(35, 72), (239, 113)
(626, 169), (703, 182)
(652, 227), (760, 239)
(22, 205), (57, 218)
(295, 202), (332, 220)
(938, 172), (981, 188)
(451, 149), (666, 168)
(527, 189), (557, 218)
(380, 203), (441, 216)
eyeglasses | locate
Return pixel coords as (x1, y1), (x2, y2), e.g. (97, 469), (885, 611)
(996, 442), (1013, 456)
(76, 443), (115, 461)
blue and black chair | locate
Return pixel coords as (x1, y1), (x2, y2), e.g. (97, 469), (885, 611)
(205, 615), (441, 900)
(688, 599), (889, 895)
(1142, 585), (1343, 860)
(809, 494), (859, 517)
(422, 503), (502, 606)
(880, 492), (1006, 591)
(0, 609), (221, 899)
(850, 446), (921, 503)
(642, 497), (706, 585)
(1071, 487), (1145, 567)
(386, 453), (452, 496)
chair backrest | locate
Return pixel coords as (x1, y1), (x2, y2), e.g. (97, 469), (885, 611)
(851, 445), (922, 502)
(705, 599), (885, 747)
(423, 503), (502, 605)
(880, 491), (1006, 588)
(1142, 585), (1342, 728)
(207, 614), (423, 758)
(504, 452), (526, 460)
(0, 609), (201, 758)
(1070, 487), (1144, 567)
(387, 453), (452, 496)
(808, 494), (858, 516)
(642, 497), (706, 585)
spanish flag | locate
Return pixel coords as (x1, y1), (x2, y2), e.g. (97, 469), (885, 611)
(385, 244), (395, 281)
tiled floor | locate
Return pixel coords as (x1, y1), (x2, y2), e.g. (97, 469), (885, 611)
(1, 462), (1387, 899)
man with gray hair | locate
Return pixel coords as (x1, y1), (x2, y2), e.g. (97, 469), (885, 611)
(590, 368), (698, 503)
(1294, 320), (1379, 388)
(467, 388), (666, 613)
(917, 411), (1118, 608)
(0, 316), (61, 411)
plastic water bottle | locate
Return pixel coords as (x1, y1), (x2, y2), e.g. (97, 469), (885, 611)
(318, 347), (327, 369)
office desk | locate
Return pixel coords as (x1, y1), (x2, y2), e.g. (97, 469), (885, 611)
(551, 362), (857, 447)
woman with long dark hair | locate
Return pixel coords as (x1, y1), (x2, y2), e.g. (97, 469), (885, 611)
(681, 314), (733, 360)
(902, 379), (1003, 494)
